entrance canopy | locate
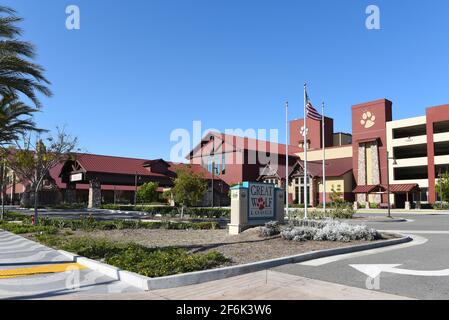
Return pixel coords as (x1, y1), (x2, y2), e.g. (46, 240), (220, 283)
(353, 184), (420, 194)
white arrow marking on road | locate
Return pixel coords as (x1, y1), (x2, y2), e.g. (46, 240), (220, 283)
(350, 264), (449, 277)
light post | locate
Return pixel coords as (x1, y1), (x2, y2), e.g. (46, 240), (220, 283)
(386, 151), (397, 218)
(438, 169), (443, 209)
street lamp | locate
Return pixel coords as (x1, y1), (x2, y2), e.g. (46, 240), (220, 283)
(386, 151), (398, 218)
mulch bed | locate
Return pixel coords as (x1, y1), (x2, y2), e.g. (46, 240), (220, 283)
(71, 228), (389, 266)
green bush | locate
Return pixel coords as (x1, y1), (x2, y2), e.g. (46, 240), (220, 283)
(289, 207), (354, 220)
(3, 211), (31, 222)
(36, 236), (229, 278)
(433, 203), (449, 210)
(48, 203), (86, 210)
(0, 221), (58, 235)
(100, 205), (231, 219)
(37, 216), (220, 232)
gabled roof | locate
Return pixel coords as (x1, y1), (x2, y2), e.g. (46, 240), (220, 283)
(291, 158), (353, 178)
(188, 131), (303, 160)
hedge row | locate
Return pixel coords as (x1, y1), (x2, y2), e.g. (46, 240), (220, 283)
(100, 205), (231, 219)
(38, 216), (220, 231)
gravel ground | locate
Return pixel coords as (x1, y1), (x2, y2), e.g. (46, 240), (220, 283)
(72, 228), (385, 266)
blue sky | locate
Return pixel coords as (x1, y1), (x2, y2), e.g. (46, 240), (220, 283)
(4, 0), (449, 160)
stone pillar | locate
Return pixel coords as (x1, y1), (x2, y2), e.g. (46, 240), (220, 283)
(357, 144), (367, 204)
(311, 179), (317, 208)
(66, 183), (77, 204)
(405, 201), (411, 211)
(353, 202), (359, 210)
(228, 187), (249, 235)
(88, 179), (102, 209)
(371, 143), (381, 204)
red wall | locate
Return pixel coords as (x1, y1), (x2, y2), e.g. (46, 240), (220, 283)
(290, 117), (334, 149)
(426, 104), (449, 203)
(352, 99), (392, 202)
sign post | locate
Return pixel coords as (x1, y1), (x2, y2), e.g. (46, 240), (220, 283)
(228, 182), (285, 235)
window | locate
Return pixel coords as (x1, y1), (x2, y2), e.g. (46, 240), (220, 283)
(222, 153), (226, 174)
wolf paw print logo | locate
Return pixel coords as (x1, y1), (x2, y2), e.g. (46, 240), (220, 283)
(361, 112), (376, 129)
(257, 197), (266, 210)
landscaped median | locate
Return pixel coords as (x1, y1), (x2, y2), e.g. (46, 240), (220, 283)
(0, 211), (411, 291)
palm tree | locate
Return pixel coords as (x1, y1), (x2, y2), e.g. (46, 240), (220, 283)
(0, 95), (40, 146)
(0, 6), (51, 108)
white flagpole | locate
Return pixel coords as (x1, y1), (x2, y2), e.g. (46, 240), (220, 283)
(285, 101), (289, 217)
(304, 84), (308, 219)
(322, 101), (326, 213)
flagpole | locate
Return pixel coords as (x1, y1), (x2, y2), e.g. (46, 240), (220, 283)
(303, 83), (308, 220)
(285, 101), (289, 218)
(322, 101), (326, 213)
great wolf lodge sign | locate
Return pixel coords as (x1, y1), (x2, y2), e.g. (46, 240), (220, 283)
(249, 183), (275, 219)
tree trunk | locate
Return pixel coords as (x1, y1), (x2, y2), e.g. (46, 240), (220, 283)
(34, 188), (39, 225)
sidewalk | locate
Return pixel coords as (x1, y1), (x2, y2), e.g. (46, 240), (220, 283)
(47, 270), (413, 300)
(0, 230), (141, 299)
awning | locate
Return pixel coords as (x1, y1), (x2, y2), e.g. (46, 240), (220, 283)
(353, 185), (381, 194)
(353, 184), (420, 194)
(383, 184), (420, 193)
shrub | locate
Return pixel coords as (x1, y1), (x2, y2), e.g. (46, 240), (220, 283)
(281, 220), (381, 243)
(0, 221), (58, 235)
(36, 236), (229, 278)
(433, 203), (449, 210)
(289, 207), (354, 220)
(36, 217), (220, 231)
(259, 221), (281, 237)
(3, 211), (30, 222)
(100, 205), (231, 219)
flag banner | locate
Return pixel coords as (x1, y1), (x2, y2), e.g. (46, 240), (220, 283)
(305, 91), (322, 121)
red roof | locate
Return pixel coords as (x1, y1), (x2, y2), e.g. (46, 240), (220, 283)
(353, 184), (420, 194)
(296, 158), (353, 178)
(75, 154), (158, 176)
(189, 131), (302, 159)
(353, 185), (382, 194)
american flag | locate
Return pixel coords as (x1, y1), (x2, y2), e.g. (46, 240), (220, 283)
(305, 90), (322, 121)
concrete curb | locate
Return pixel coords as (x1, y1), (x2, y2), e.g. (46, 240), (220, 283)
(58, 250), (150, 291)
(59, 235), (412, 291)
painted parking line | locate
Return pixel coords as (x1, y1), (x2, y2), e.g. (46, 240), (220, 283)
(0, 263), (86, 279)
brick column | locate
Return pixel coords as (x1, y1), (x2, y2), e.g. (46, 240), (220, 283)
(88, 179), (102, 208)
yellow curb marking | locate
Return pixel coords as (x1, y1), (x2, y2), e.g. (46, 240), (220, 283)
(0, 263), (87, 279)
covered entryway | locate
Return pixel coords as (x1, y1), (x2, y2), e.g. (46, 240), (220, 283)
(353, 184), (420, 210)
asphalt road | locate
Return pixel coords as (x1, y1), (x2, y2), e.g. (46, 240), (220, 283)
(274, 213), (449, 300)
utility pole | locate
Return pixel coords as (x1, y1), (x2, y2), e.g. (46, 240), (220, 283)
(0, 160), (5, 221)
(285, 101), (289, 219)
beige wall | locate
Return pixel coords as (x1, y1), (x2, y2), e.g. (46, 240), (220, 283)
(295, 146), (352, 161)
(317, 172), (353, 194)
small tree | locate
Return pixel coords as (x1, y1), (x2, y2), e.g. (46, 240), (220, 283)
(436, 172), (449, 203)
(171, 167), (208, 210)
(2, 128), (79, 224)
(330, 187), (344, 207)
(136, 182), (159, 204)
